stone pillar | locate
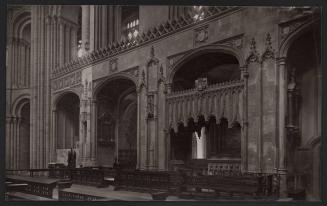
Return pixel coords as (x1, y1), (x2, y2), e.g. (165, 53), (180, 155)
(5, 117), (11, 169)
(101, 6), (108, 46)
(114, 6), (122, 42)
(51, 109), (57, 162)
(241, 65), (249, 172)
(81, 5), (90, 53)
(59, 19), (65, 66)
(64, 24), (70, 62)
(136, 90), (141, 169)
(90, 99), (97, 163)
(16, 118), (21, 169)
(277, 57), (288, 197)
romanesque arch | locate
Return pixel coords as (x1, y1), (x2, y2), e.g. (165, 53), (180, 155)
(7, 96), (30, 170)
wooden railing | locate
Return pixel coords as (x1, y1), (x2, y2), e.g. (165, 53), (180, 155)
(114, 169), (173, 192)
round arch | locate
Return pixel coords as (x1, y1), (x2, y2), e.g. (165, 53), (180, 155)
(168, 44), (245, 85)
(11, 94), (30, 117)
(53, 90), (81, 110)
(93, 73), (138, 99)
(12, 11), (31, 38)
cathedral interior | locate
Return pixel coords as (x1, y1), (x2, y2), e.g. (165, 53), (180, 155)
(5, 5), (321, 201)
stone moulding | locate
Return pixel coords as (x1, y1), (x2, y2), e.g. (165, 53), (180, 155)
(52, 70), (82, 92)
(52, 7), (241, 79)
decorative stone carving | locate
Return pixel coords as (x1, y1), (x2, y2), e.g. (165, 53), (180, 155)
(52, 70), (82, 92)
(279, 14), (318, 43)
(216, 34), (244, 49)
(147, 46), (159, 67)
(123, 66), (139, 77)
(53, 7), (238, 79)
(147, 94), (155, 119)
(261, 33), (275, 62)
(109, 58), (118, 73)
(167, 52), (186, 71)
(195, 77), (208, 91)
(194, 25), (209, 47)
(246, 38), (260, 65)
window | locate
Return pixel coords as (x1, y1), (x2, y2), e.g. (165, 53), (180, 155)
(121, 6), (139, 40)
(192, 6), (206, 21)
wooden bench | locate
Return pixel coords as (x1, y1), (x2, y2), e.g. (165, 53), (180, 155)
(70, 168), (105, 187)
(6, 191), (55, 201)
(6, 175), (58, 199)
(182, 174), (271, 199)
(6, 183), (28, 192)
(114, 170), (171, 193)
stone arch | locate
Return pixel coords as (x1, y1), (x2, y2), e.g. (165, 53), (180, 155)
(278, 18), (320, 59)
(11, 94), (30, 117)
(168, 44), (245, 85)
(95, 75), (138, 168)
(12, 11), (31, 38)
(93, 73), (138, 99)
(53, 90), (81, 110)
(54, 91), (80, 150)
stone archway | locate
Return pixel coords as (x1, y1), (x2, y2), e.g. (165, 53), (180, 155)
(95, 78), (137, 168)
(281, 23), (321, 199)
(167, 49), (242, 166)
(54, 92), (80, 165)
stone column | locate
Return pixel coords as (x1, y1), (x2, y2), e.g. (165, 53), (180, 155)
(136, 90), (141, 169)
(114, 6), (122, 42)
(81, 5), (90, 53)
(101, 6), (108, 46)
(90, 99), (97, 163)
(240, 65), (249, 172)
(70, 26), (77, 60)
(6, 117), (11, 169)
(59, 19), (65, 66)
(12, 117), (18, 169)
(16, 117), (21, 169)
(64, 24), (70, 63)
(51, 109), (57, 162)
(277, 57), (288, 197)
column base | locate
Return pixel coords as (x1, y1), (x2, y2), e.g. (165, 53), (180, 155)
(278, 168), (288, 198)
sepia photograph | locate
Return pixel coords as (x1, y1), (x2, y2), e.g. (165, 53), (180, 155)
(3, 3), (323, 202)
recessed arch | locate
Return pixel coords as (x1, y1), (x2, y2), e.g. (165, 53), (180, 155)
(55, 92), (80, 150)
(11, 94), (30, 117)
(93, 73), (138, 99)
(168, 44), (245, 86)
(53, 90), (81, 110)
(278, 18), (320, 59)
(95, 76), (137, 168)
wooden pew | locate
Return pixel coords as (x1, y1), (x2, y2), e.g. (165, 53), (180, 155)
(181, 173), (276, 200)
(6, 175), (58, 199)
